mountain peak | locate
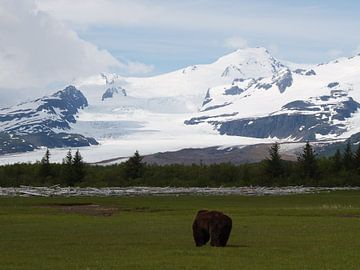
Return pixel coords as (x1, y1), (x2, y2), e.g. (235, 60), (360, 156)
(234, 46), (269, 54)
(222, 47), (270, 59)
(63, 85), (77, 92)
(214, 47), (285, 79)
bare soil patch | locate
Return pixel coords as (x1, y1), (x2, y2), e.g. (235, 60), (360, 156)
(337, 214), (360, 218)
(38, 203), (169, 216)
(120, 206), (173, 213)
(41, 203), (118, 217)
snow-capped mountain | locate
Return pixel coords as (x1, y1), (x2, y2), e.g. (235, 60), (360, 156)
(74, 47), (360, 143)
(77, 47), (285, 112)
(1, 47), (360, 161)
(185, 53), (360, 141)
(0, 86), (97, 154)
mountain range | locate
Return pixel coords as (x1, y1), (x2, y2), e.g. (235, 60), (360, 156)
(1, 47), (360, 163)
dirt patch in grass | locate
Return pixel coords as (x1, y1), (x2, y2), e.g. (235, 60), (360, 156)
(38, 203), (170, 216)
(337, 214), (360, 218)
(40, 203), (118, 217)
(119, 206), (172, 213)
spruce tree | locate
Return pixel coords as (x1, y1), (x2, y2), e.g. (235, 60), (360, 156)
(64, 150), (72, 166)
(342, 141), (353, 170)
(125, 150), (145, 179)
(39, 148), (51, 178)
(266, 142), (283, 178)
(332, 149), (342, 172)
(63, 150), (74, 186)
(41, 148), (50, 164)
(72, 150), (85, 182)
(298, 141), (318, 179)
(354, 144), (360, 173)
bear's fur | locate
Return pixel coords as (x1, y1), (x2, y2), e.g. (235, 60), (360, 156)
(192, 210), (232, 247)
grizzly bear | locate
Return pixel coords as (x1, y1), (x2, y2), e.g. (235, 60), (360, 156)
(192, 210), (232, 247)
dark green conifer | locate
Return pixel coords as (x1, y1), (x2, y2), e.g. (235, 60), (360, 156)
(353, 144), (360, 173)
(298, 141), (318, 179)
(39, 148), (51, 178)
(63, 150), (74, 186)
(342, 141), (353, 170)
(331, 149), (342, 172)
(125, 150), (145, 179)
(266, 142), (284, 178)
(72, 150), (85, 182)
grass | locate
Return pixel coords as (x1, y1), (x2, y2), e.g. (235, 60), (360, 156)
(1, 191), (360, 269)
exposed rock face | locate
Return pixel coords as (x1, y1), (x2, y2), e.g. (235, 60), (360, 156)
(294, 69), (316, 76)
(221, 65), (243, 77)
(253, 68), (293, 93)
(217, 96), (360, 140)
(201, 103), (232, 112)
(202, 89), (212, 106)
(184, 113), (238, 125)
(305, 69), (316, 76)
(255, 82), (272, 90)
(217, 114), (329, 141)
(273, 68), (293, 93)
(328, 82), (339, 88)
(102, 86), (127, 101)
(224, 86), (244, 95)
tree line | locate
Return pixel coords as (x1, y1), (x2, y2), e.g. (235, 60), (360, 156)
(1, 142), (360, 187)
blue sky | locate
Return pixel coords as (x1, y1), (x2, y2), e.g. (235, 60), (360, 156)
(37, 0), (360, 75)
(1, 0), (360, 105)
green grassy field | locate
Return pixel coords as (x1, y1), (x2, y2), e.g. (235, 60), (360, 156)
(1, 192), (360, 269)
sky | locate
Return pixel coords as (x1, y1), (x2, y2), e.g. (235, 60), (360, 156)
(1, 0), (360, 105)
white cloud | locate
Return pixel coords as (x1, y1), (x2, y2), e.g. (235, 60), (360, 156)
(125, 61), (154, 76)
(0, 0), (153, 105)
(35, 0), (360, 43)
(36, 0), (160, 28)
(0, 0), (119, 89)
(224, 37), (248, 50)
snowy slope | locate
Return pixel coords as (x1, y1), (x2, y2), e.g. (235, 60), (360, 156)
(76, 47), (284, 110)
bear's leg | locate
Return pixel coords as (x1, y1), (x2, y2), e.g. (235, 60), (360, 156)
(219, 223), (232, 247)
(210, 222), (232, 247)
(194, 229), (210, 246)
(193, 222), (210, 247)
(209, 225), (222, 247)
(202, 229), (210, 245)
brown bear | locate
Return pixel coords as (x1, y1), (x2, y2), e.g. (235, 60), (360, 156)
(192, 210), (232, 247)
